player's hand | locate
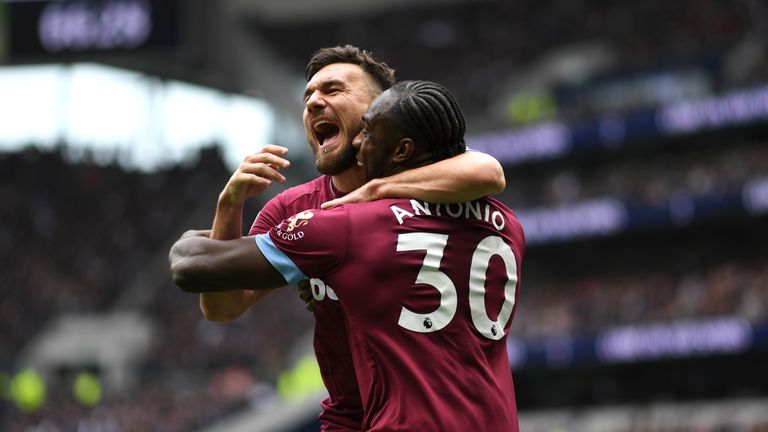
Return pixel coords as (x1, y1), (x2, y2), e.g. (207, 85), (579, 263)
(321, 179), (379, 209)
(220, 145), (290, 206)
(297, 279), (316, 312)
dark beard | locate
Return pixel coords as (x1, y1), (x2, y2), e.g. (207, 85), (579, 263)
(315, 143), (358, 175)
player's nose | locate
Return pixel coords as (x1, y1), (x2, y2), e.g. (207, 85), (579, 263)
(305, 91), (326, 113)
(352, 131), (364, 150)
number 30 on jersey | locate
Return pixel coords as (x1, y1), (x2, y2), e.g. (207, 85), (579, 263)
(397, 232), (518, 341)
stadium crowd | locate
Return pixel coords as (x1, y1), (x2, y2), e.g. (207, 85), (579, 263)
(515, 256), (768, 341)
(2, 0), (766, 428)
(3, 139), (767, 430)
(256, 0), (759, 128)
(501, 140), (768, 208)
(0, 147), (299, 431)
(0, 146), (228, 366)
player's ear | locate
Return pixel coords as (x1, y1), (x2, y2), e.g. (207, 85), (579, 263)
(392, 137), (414, 163)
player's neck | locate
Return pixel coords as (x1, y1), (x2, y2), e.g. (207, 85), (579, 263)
(331, 166), (365, 195)
(385, 153), (434, 178)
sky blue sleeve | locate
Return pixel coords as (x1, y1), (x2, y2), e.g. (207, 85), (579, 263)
(254, 234), (307, 285)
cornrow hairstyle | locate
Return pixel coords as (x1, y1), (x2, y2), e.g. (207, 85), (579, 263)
(390, 80), (466, 162)
(305, 45), (396, 93)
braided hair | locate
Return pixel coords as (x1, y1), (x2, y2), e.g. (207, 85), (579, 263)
(389, 80), (466, 162)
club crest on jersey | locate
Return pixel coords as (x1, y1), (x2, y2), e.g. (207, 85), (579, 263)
(284, 211), (314, 232)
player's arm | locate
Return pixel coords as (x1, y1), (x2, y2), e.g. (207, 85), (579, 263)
(200, 284), (272, 321)
(170, 230), (287, 294)
(211, 146), (290, 238)
(201, 146), (289, 321)
(321, 150), (505, 209)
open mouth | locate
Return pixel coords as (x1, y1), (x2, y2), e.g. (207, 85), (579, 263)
(313, 121), (340, 147)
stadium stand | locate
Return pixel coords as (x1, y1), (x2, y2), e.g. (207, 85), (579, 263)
(253, 0), (758, 129)
(2, 0), (767, 430)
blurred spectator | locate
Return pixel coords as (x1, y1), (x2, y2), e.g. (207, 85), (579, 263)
(255, 0), (755, 128)
(2, 139), (766, 429)
(514, 257), (768, 341)
(0, 146), (301, 431)
(500, 140), (768, 208)
(1, 0), (766, 425)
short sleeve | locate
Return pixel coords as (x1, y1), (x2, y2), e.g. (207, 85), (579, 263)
(257, 207), (350, 283)
(249, 196), (286, 235)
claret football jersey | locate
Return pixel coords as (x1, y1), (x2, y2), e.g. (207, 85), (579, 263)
(256, 197), (525, 431)
(249, 175), (363, 431)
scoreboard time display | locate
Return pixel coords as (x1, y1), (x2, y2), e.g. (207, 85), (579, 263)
(8, 0), (178, 57)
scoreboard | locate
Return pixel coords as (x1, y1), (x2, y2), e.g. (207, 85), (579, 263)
(7, 0), (178, 58)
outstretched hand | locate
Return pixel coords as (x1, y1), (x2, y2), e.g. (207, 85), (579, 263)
(221, 145), (291, 207)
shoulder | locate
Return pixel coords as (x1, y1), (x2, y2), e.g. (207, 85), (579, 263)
(275, 176), (328, 204)
(483, 196), (525, 245)
(484, 197), (521, 224)
(265, 175), (334, 215)
(252, 176), (329, 234)
(484, 196), (512, 212)
(270, 206), (352, 258)
(341, 198), (404, 215)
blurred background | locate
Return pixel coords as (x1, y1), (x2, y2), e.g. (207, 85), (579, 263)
(1, 0), (767, 430)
